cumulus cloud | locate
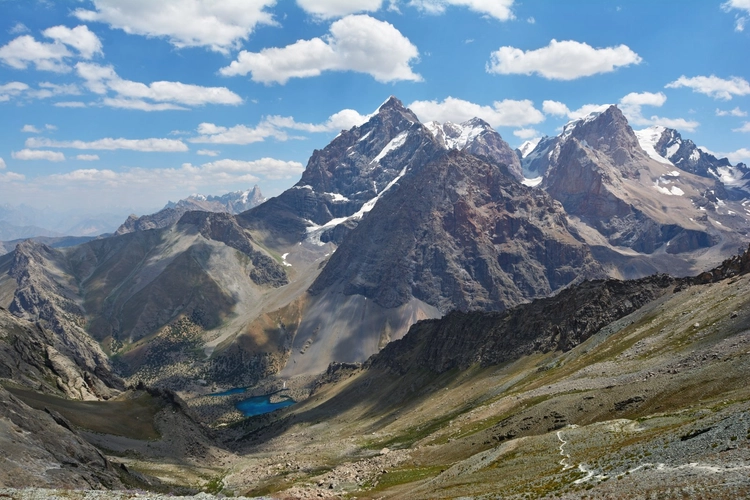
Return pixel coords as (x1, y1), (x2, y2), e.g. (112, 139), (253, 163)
(220, 15), (421, 84)
(487, 39), (641, 80)
(0, 35), (71, 72)
(734, 122), (750, 133)
(74, 0), (276, 53)
(0, 157), (5, 169)
(409, 96), (545, 127)
(408, 0), (514, 20)
(76, 62), (242, 109)
(12, 149), (66, 162)
(0, 25), (102, 73)
(666, 75), (750, 100)
(542, 100), (571, 117)
(192, 107), (372, 145)
(22, 125), (41, 133)
(190, 122), (290, 145)
(264, 108), (372, 132)
(197, 149), (220, 157)
(513, 128), (539, 139)
(716, 107), (747, 117)
(0, 171), (25, 182)
(723, 148), (750, 163)
(297, 0), (384, 18)
(43, 25), (102, 59)
(0, 82), (29, 102)
(75, 154), (100, 161)
(196, 158), (305, 180)
(26, 137), (188, 152)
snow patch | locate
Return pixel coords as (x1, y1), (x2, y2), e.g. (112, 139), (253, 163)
(634, 127), (673, 165)
(326, 192), (349, 202)
(518, 138), (541, 158)
(666, 142), (681, 159)
(281, 253), (292, 267)
(371, 131), (409, 164)
(305, 164), (410, 245)
(522, 176), (543, 187)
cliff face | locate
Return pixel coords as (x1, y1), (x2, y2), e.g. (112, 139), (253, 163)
(310, 149), (603, 313)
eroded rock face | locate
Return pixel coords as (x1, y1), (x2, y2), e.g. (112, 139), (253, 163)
(5, 242), (122, 400)
(311, 149), (603, 313)
(540, 106), (719, 255)
(0, 387), (126, 489)
(369, 274), (676, 375)
(177, 211), (287, 287)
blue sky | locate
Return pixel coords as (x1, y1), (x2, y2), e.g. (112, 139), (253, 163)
(0, 0), (749, 216)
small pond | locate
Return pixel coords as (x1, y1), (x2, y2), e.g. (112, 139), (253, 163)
(210, 388), (295, 417)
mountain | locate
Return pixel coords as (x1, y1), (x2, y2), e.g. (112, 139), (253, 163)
(116, 185), (265, 235)
(425, 118), (524, 180)
(515, 137), (541, 160)
(518, 106), (750, 278)
(635, 125), (750, 199)
(0, 219), (61, 241)
(215, 246), (750, 499)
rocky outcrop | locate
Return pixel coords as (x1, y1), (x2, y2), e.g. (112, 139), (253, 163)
(541, 106), (720, 255)
(310, 149), (603, 313)
(5, 241), (123, 400)
(0, 386), (127, 489)
(368, 274), (676, 375)
(177, 211), (287, 287)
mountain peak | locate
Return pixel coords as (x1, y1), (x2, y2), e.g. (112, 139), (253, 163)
(378, 95), (404, 111)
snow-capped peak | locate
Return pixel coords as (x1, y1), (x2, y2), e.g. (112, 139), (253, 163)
(518, 138), (541, 159)
(427, 119), (490, 151)
(634, 126), (673, 165)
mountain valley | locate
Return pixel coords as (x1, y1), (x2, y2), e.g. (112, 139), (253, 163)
(1, 97), (750, 498)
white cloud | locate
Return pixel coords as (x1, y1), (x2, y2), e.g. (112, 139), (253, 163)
(12, 149), (65, 162)
(0, 171), (25, 182)
(665, 75), (750, 100)
(198, 158), (305, 180)
(734, 122), (750, 133)
(722, 0), (750, 31)
(0, 35), (71, 72)
(408, 0), (514, 20)
(22, 125), (42, 133)
(0, 82), (30, 102)
(513, 128), (539, 139)
(102, 97), (188, 112)
(716, 107), (747, 117)
(723, 148), (750, 163)
(74, 0), (277, 53)
(542, 100), (611, 120)
(527, 16), (535, 24)
(45, 124), (57, 130)
(0, 25), (103, 73)
(42, 25), (102, 59)
(54, 101), (87, 108)
(29, 82), (82, 99)
(542, 100), (570, 117)
(76, 62), (243, 109)
(26, 137), (188, 152)
(190, 122), (289, 145)
(409, 96), (545, 127)
(487, 39), (641, 80)
(265, 108), (372, 132)
(197, 149), (220, 157)
(76, 154), (100, 161)
(220, 15), (421, 84)
(9, 23), (30, 35)
(0, 157), (5, 169)
(297, 0), (383, 18)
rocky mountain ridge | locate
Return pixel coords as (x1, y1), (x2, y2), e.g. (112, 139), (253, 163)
(116, 185), (265, 235)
